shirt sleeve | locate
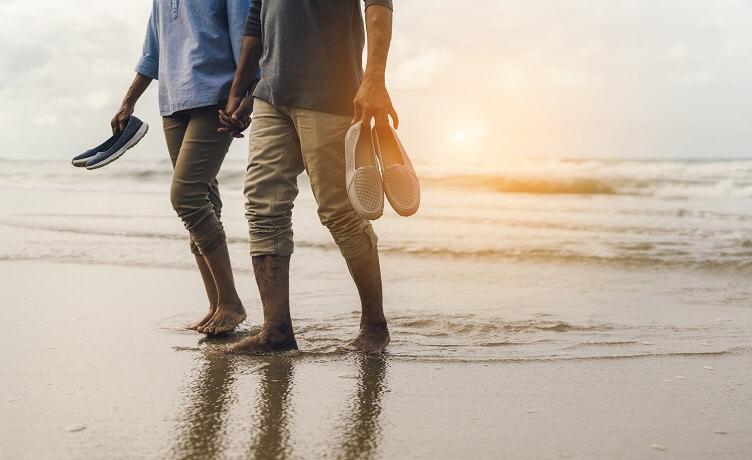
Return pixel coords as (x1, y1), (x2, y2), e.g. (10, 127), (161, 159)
(365, 0), (393, 10)
(134, 1), (159, 80)
(243, 0), (262, 38)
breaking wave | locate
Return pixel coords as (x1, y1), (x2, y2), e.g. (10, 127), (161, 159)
(423, 157), (752, 197)
(2, 157), (752, 198)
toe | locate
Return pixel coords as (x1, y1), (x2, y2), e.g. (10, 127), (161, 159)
(342, 340), (357, 351)
(215, 320), (235, 335)
(203, 316), (223, 334)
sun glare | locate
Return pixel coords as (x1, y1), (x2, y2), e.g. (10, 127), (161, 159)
(448, 125), (487, 146)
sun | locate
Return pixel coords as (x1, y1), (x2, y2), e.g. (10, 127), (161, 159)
(450, 130), (471, 144)
(448, 125), (486, 146)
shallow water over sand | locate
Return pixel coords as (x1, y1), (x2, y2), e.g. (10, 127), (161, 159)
(2, 157), (752, 273)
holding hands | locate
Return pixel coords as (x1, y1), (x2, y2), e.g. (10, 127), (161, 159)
(218, 95), (254, 138)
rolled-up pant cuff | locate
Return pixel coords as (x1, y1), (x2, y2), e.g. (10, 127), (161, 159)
(183, 213), (226, 256)
(336, 224), (378, 260)
(249, 228), (295, 257)
(190, 240), (201, 256)
(190, 230), (225, 256)
(248, 223), (377, 260)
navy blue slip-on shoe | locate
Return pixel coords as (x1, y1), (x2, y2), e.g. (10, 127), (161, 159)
(85, 116), (149, 170)
(71, 134), (120, 167)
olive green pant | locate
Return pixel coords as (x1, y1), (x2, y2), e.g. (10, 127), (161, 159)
(244, 98), (377, 259)
(163, 104), (233, 255)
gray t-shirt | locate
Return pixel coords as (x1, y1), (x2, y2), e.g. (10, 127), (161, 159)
(244, 0), (393, 115)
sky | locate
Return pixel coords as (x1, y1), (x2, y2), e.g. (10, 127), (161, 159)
(1, 0), (751, 163)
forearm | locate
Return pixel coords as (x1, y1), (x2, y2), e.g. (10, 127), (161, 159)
(123, 73), (153, 107)
(364, 5), (393, 82)
(230, 36), (263, 98)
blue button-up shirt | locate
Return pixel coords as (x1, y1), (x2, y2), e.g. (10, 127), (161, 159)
(135, 0), (253, 116)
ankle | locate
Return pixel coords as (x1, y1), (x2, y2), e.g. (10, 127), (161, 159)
(216, 295), (244, 311)
(360, 320), (388, 331)
(262, 321), (294, 337)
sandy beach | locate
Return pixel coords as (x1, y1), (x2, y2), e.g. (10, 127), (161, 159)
(1, 158), (751, 458)
(2, 261), (751, 459)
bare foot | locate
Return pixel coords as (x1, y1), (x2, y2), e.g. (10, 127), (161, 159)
(187, 308), (216, 331)
(199, 303), (247, 335)
(344, 323), (390, 353)
(224, 324), (298, 354)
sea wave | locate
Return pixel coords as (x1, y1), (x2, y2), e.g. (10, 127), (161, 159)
(425, 172), (752, 198)
(3, 217), (752, 273)
(419, 158), (752, 197)
(2, 157), (752, 198)
(426, 175), (617, 195)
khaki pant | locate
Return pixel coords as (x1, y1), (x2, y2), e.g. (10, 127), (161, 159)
(163, 104), (233, 255)
(244, 98), (377, 259)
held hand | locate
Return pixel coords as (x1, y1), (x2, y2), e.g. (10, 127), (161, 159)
(111, 102), (135, 134)
(352, 75), (399, 129)
(218, 95), (254, 138)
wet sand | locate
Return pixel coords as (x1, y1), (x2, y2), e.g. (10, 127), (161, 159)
(1, 261), (751, 459)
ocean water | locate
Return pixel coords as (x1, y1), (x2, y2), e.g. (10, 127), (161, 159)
(1, 157), (750, 363)
(2, 157), (751, 272)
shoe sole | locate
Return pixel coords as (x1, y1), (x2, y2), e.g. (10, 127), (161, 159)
(86, 123), (149, 170)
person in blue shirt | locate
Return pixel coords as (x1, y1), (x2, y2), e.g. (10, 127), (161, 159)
(111, 0), (254, 335)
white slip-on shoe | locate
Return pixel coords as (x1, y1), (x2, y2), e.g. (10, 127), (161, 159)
(372, 124), (420, 217)
(345, 121), (384, 220)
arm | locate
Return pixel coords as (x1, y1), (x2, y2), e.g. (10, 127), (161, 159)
(111, 73), (152, 133)
(219, 1), (263, 137)
(218, 36), (262, 137)
(228, 36), (263, 103)
(112, 2), (158, 133)
(353, 3), (398, 128)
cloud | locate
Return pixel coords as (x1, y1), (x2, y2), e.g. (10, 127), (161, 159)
(1, 0), (752, 160)
(389, 48), (451, 90)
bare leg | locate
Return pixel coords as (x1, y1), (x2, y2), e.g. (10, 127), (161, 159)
(344, 247), (390, 353)
(226, 255), (297, 353)
(187, 253), (219, 330)
(198, 241), (247, 335)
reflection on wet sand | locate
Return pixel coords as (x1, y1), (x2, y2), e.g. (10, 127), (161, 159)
(171, 354), (238, 459)
(248, 358), (295, 459)
(334, 355), (388, 460)
(172, 351), (388, 459)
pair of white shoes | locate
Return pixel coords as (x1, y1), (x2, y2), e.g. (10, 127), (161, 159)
(345, 121), (420, 220)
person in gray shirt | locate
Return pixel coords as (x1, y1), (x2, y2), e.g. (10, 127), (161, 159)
(219, 0), (397, 353)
